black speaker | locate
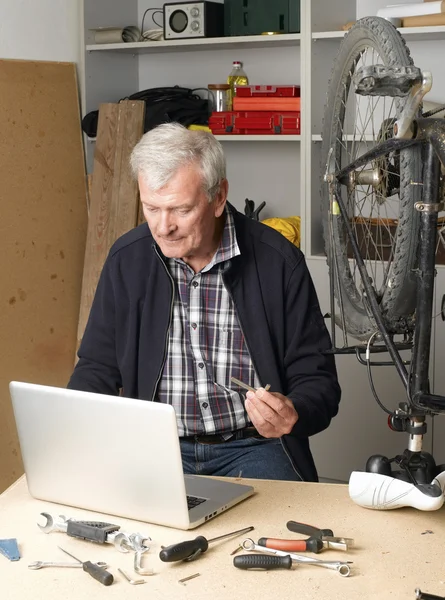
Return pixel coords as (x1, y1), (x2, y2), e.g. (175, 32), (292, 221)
(224, 0), (300, 37)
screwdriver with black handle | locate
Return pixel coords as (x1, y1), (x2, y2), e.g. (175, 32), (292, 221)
(58, 546), (114, 586)
(159, 526), (254, 562)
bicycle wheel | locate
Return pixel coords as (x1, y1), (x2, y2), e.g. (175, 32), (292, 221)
(321, 17), (421, 340)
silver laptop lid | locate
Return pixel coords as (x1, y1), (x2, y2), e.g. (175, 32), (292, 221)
(10, 382), (192, 529)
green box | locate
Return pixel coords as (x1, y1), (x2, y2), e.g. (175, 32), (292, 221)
(224, 0), (300, 36)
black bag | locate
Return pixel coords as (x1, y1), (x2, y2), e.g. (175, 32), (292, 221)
(81, 86), (210, 138)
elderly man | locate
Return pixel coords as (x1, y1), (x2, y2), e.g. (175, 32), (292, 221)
(68, 122), (340, 482)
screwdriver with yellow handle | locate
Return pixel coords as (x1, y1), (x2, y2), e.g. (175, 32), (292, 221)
(159, 526), (254, 562)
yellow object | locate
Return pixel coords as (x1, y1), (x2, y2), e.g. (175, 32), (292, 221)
(188, 124), (212, 132)
(261, 216), (301, 248)
(227, 61), (249, 111)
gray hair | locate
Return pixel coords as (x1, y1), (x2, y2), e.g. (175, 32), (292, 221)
(130, 122), (226, 202)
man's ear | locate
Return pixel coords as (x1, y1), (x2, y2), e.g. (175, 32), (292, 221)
(214, 178), (228, 217)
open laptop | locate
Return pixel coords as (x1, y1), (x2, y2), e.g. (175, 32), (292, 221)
(9, 381), (254, 530)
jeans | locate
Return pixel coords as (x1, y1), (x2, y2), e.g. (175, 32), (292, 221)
(180, 436), (301, 481)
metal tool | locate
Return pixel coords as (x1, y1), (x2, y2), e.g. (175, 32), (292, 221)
(179, 573), (201, 585)
(28, 560), (108, 570)
(230, 544), (244, 555)
(230, 377), (271, 393)
(133, 549), (154, 575)
(37, 513), (151, 552)
(242, 538), (352, 577)
(57, 547), (114, 586)
(117, 533), (155, 576)
(118, 568), (146, 585)
(286, 520), (354, 551)
(160, 526), (254, 562)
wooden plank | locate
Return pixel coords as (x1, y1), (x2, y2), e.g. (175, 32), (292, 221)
(76, 100), (145, 353)
(0, 59), (88, 493)
(86, 173), (93, 213)
(111, 100), (145, 237)
(137, 201), (146, 226)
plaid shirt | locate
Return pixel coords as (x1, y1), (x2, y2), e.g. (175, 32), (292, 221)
(156, 208), (261, 436)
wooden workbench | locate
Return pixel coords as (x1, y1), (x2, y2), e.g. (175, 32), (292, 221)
(0, 475), (444, 599)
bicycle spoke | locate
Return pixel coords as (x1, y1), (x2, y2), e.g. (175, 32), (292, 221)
(335, 43), (407, 302)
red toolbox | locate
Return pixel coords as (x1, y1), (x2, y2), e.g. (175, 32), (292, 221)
(209, 111), (301, 135)
(235, 85), (300, 97)
(233, 96), (301, 111)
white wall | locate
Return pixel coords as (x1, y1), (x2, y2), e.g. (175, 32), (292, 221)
(0, 0), (80, 63)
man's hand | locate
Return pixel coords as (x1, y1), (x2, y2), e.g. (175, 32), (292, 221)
(245, 388), (299, 438)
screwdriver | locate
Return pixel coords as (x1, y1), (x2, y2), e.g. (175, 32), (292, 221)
(159, 525), (254, 562)
(57, 546), (114, 586)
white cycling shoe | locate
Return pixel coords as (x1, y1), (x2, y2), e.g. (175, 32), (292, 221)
(349, 470), (445, 511)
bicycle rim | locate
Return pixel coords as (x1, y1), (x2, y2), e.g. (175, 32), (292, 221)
(321, 17), (421, 340)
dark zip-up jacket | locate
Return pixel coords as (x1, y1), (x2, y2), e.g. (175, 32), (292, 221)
(68, 205), (341, 481)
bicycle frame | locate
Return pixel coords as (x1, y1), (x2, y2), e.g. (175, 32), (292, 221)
(328, 118), (445, 416)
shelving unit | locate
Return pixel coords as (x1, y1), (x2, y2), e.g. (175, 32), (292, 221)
(79, 0), (445, 480)
(81, 0), (303, 233)
(79, 1), (445, 258)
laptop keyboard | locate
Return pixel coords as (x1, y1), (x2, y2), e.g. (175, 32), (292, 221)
(187, 495), (207, 510)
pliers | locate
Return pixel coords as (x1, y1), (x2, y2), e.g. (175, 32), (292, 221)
(257, 521), (354, 554)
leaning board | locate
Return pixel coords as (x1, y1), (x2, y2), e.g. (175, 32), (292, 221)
(0, 59), (88, 492)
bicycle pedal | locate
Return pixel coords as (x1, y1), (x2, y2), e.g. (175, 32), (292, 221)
(354, 65), (422, 97)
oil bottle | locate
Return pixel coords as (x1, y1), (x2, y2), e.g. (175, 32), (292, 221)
(227, 61), (249, 111)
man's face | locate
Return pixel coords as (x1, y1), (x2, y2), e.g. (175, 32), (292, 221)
(139, 163), (228, 270)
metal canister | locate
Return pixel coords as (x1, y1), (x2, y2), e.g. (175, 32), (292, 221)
(208, 84), (230, 112)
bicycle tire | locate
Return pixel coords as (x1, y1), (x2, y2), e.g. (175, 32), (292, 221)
(321, 17), (421, 339)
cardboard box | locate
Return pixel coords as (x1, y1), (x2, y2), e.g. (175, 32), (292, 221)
(402, 12), (445, 24)
(348, 217), (445, 264)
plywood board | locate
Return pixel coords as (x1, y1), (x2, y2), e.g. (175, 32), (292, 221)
(76, 100), (145, 352)
(0, 59), (88, 493)
(137, 201), (146, 226)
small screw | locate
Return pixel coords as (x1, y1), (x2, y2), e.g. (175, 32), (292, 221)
(178, 573), (200, 585)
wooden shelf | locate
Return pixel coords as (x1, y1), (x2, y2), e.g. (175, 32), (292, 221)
(312, 134), (375, 142)
(216, 135), (301, 142)
(312, 31), (346, 40)
(397, 25), (445, 41)
(86, 33), (301, 54)
(87, 135), (301, 143)
(312, 25), (445, 42)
